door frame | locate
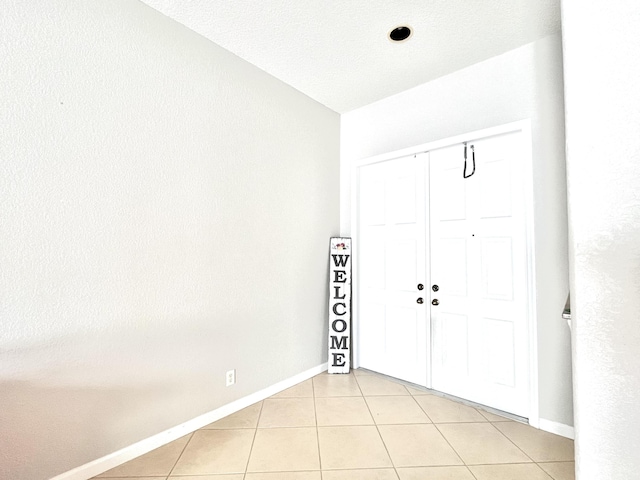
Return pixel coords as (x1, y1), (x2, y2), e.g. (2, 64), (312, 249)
(350, 119), (539, 426)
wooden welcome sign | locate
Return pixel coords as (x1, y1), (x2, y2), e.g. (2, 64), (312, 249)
(328, 237), (351, 374)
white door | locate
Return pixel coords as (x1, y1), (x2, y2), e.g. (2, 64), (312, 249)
(357, 153), (428, 386)
(429, 132), (529, 416)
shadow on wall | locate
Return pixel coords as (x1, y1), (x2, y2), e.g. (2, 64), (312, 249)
(0, 379), (174, 480)
(0, 323), (258, 480)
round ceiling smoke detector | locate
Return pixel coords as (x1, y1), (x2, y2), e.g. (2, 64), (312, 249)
(388, 25), (412, 42)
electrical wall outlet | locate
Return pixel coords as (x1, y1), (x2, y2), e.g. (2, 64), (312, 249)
(226, 369), (236, 386)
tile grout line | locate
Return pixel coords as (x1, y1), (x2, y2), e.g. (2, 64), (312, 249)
(429, 422), (467, 469)
(468, 461), (553, 466)
(535, 461), (566, 480)
(431, 421), (539, 478)
(165, 431), (195, 478)
(534, 462), (559, 480)
(242, 400), (265, 480)
(485, 422), (537, 464)
(467, 465), (481, 480)
(355, 372), (400, 480)
(537, 460), (576, 480)
(312, 376), (323, 473)
(411, 391), (494, 472)
(411, 393), (492, 426)
(408, 392), (435, 424)
(465, 462), (558, 480)
(364, 369), (525, 424)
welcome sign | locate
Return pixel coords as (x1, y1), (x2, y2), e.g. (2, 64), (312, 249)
(328, 237), (351, 374)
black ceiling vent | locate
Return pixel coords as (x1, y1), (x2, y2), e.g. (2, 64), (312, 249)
(389, 26), (412, 42)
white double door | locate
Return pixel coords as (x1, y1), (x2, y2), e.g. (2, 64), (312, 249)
(357, 131), (530, 417)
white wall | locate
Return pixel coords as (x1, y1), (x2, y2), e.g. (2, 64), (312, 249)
(0, 2), (339, 479)
(341, 34), (572, 428)
(561, 1), (640, 478)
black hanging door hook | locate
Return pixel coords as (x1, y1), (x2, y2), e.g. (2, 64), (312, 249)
(463, 142), (476, 179)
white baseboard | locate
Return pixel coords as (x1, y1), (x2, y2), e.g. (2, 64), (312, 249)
(539, 418), (575, 439)
(51, 362), (328, 480)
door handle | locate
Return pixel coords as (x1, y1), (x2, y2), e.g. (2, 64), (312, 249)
(432, 299), (439, 306)
(417, 298), (424, 304)
(417, 284), (424, 290)
(432, 284), (439, 292)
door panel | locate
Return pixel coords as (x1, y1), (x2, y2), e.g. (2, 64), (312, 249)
(387, 175), (417, 224)
(360, 170), (385, 225)
(386, 306), (418, 363)
(440, 238), (468, 296)
(357, 154), (428, 386)
(481, 237), (514, 300)
(483, 318), (515, 387)
(480, 158), (512, 218)
(433, 312), (469, 377)
(386, 239), (418, 291)
(430, 132), (529, 417)
(361, 234), (384, 289)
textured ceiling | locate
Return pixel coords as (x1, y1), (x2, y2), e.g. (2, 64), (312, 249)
(139, 0), (561, 113)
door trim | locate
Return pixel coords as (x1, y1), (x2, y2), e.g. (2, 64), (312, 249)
(351, 120), (539, 426)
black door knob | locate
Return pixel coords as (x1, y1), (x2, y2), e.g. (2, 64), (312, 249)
(417, 298), (424, 304)
(417, 284), (424, 290)
(432, 284), (439, 292)
(432, 299), (439, 306)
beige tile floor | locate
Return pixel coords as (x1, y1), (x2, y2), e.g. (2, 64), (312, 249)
(94, 369), (575, 480)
